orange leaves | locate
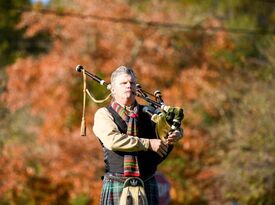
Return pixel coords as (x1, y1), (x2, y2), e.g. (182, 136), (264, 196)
(4, 58), (41, 111)
(0, 144), (29, 196)
(1, 0), (239, 204)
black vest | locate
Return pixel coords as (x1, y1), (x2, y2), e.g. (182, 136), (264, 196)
(99, 105), (172, 179)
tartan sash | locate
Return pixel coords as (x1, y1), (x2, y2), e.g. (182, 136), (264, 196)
(111, 101), (140, 177)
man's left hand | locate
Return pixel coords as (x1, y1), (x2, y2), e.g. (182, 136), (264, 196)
(167, 129), (183, 145)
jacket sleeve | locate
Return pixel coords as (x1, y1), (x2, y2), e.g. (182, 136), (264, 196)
(92, 107), (150, 152)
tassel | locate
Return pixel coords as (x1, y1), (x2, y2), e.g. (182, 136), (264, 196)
(81, 68), (87, 136)
(126, 190), (133, 205)
(79, 66), (111, 136)
(138, 190), (145, 205)
(80, 117), (86, 136)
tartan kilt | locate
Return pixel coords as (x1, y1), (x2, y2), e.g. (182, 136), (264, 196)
(100, 174), (159, 205)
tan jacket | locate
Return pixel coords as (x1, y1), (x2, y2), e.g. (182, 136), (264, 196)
(93, 107), (150, 152)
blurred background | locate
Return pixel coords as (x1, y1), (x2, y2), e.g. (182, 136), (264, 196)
(0, 0), (275, 204)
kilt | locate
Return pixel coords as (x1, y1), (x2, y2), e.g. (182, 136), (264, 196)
(100, 173), (159, 205)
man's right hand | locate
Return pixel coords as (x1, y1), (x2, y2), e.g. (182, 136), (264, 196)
(149, 139), (168, 157)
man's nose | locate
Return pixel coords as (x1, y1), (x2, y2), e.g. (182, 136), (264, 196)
(126, 82), (131, 87)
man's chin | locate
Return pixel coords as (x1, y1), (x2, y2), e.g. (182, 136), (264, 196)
(125, 92), (134, 97)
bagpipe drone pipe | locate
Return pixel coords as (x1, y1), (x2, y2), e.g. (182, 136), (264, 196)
(76, 65), (184, 141)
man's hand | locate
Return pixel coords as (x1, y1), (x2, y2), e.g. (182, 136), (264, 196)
(167, 129), (183, 145)
(149, 139), (168, 157)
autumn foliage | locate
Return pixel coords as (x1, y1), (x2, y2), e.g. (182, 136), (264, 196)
(1, 0), (275, 205)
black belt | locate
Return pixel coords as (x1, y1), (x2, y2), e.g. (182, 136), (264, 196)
(103, 173), (154, 183)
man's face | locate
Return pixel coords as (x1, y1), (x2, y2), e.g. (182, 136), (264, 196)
(111, 73), (136, 106)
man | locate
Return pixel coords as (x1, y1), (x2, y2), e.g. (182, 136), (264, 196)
(93, 66), (183, 205)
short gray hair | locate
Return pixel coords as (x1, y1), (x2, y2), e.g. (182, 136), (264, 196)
(110, 66), (137, 87)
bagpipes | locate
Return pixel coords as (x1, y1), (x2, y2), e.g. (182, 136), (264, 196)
(76, 65), (184, 142)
